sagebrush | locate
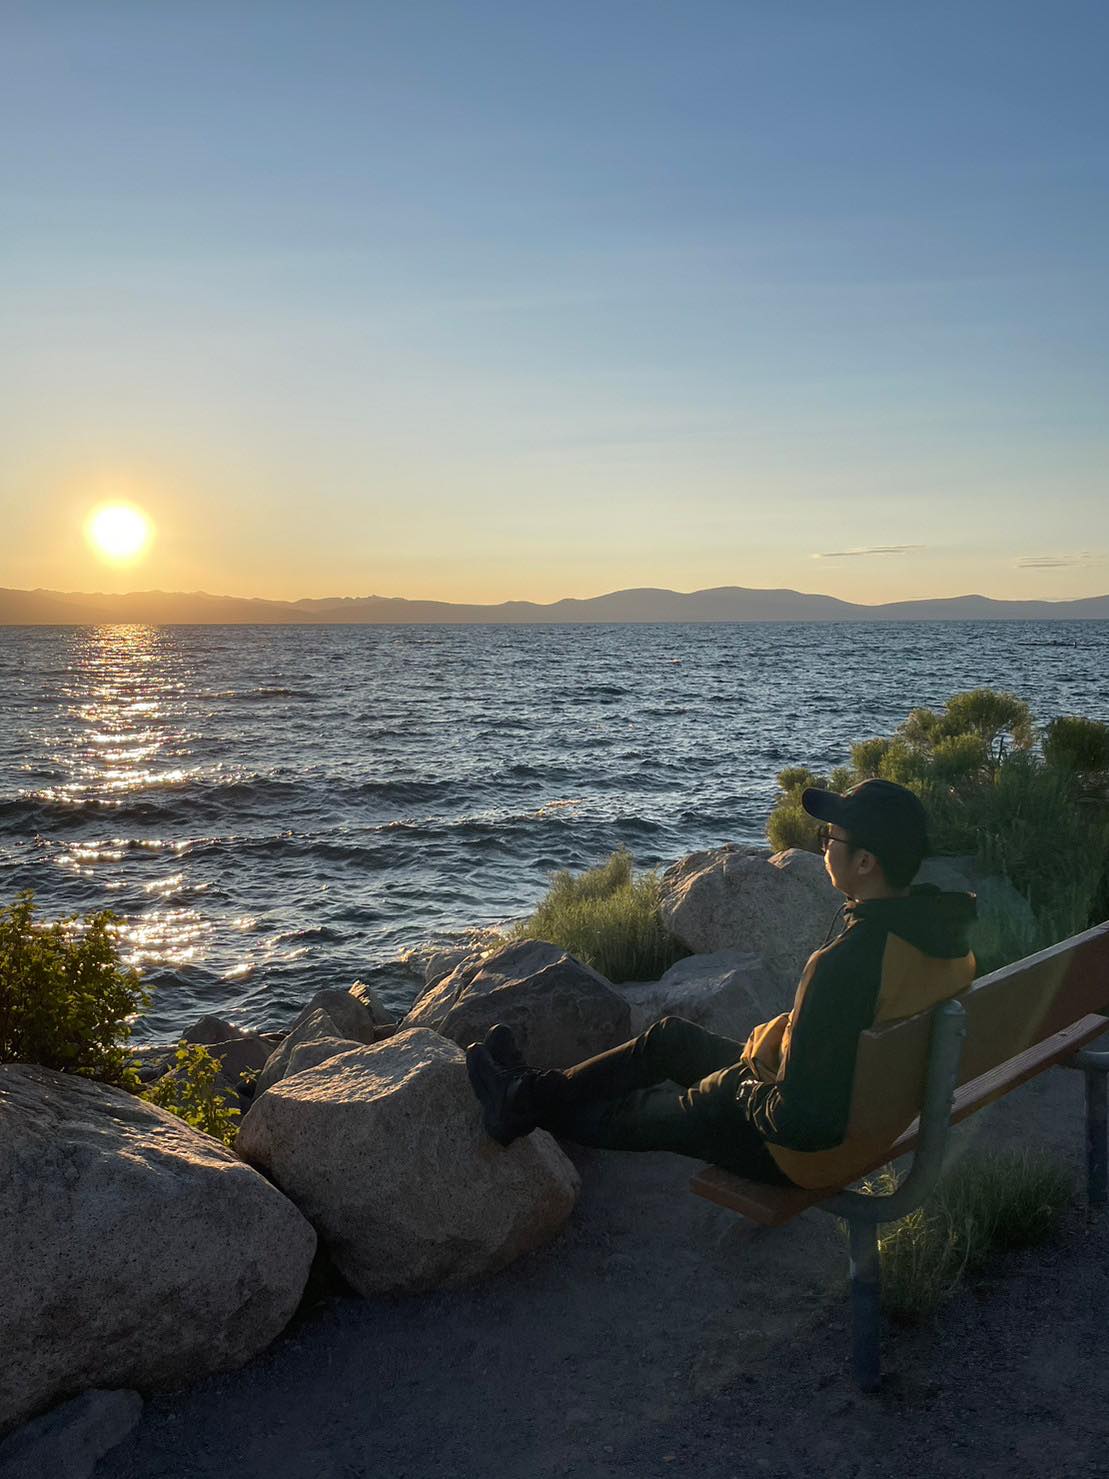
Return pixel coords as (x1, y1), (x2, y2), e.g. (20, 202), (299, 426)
(509, 848), (687, 983)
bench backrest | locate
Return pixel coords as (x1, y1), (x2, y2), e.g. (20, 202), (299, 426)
(846, 919), (1109, 1143)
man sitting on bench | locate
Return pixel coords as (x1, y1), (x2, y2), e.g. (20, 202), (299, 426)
(465, 778), (977, 1190)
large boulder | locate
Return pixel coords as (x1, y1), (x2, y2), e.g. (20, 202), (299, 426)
(0, 1065), (316, 1437)
(660, 846), (842, 993)
(236, 1029), (580, 1295)
(619, 949), (789, 1041)
(402, 940), (632, 1069)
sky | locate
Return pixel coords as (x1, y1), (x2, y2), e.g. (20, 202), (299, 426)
(2, 0), (1108, 605)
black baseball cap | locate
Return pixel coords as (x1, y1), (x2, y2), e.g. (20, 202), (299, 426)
(801, 779), (929, 877)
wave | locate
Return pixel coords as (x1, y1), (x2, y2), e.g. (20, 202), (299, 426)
(206, 687), (318, 701)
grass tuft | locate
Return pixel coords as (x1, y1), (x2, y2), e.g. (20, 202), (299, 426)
(508, 848), (688, 983)
(852, 1148), (1074, 1322)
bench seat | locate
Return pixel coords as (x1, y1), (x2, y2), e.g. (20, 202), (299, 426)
(690, 1011), (1109, 1228)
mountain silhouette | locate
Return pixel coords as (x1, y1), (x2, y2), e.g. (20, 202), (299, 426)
(2, 585), (1107, 625)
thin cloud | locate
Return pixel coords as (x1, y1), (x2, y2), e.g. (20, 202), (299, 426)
(1016, 553), (1099, 569)
(812, 545), (925, 559)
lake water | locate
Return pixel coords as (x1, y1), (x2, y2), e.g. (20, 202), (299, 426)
(1, 620), (1107, 1040)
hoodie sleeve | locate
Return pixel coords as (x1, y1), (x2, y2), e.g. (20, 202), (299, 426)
(737, 925), (887, 1151)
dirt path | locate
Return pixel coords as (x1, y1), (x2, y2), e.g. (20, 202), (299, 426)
(95, 1061), (1109, 1479)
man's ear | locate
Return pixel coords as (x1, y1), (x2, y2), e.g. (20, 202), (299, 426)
(855, 849), (877, 876)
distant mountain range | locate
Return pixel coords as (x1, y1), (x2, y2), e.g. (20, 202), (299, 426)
(2, 584), (1108, 625)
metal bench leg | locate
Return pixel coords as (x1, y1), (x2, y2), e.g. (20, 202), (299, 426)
(1086, 1068), (1107, 1208)
(848, 1219), (881, 1392)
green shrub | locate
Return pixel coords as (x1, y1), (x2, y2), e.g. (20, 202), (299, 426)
(1043, 715), (1109, 779)
(857, 1148), (1073, 1322)
(767, 765), (827, 853)
(942, 689), (1035, 756)
(851, 738), (892, 778)
(509, 849), (687, 983)
(767, 795), (821, 853)
(140, 1041), (241, 1146)
(766, 689), (1109, 965)
(0, 892), (148, 1088)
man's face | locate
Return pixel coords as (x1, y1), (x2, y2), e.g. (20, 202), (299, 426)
(818, 824), (873, 896)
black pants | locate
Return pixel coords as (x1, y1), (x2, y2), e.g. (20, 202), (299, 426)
(526, 1015), (793, 1185)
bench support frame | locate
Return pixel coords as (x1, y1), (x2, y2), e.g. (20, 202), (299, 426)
(823, 1018), (1109, 1392)
(817, 998), (968, 1392)
(1064, 1048), (1109, 1209)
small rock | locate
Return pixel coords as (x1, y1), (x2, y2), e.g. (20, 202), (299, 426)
(403, 940), (631, 1069)
(254, 1009), (362, 1098)
(288, 986), (393, 1041)
(180, 1015), (244, 1045)
(0, 1389), (142, 1479)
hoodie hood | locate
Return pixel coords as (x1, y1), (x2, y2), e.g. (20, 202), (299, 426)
(847, 883), (977, 959)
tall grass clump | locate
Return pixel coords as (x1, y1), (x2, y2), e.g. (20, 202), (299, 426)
(509, 849), (688, 983)
(855, 1148), (1074, 1322)
(767, 689), (1109, 970)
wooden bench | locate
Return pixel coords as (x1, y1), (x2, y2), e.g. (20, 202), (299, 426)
(690, 919), (1109, 1390)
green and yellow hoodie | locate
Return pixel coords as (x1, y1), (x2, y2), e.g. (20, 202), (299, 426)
(735, 884), (977, 1190)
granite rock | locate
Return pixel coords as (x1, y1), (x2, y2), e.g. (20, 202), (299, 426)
(237, 1029), (579, 1295)
(0, 1066), (315, 1436)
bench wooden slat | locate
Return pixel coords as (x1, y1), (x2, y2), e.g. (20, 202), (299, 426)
(690, 1011), (1109, 1227)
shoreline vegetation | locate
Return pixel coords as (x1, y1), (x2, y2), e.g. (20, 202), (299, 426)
(3, 687), (1108, 1444)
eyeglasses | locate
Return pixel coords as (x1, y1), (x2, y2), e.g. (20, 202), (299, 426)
(817, 823), (854, 853)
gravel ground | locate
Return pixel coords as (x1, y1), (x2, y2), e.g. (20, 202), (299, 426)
(95, 1057), (1109, 1479)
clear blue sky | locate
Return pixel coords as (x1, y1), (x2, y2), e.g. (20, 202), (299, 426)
(3, 0), (1107, 602)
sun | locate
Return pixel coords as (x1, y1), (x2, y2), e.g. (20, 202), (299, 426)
(85, 503), (154, 565)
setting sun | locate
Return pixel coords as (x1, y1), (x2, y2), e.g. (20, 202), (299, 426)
(85, 503), (154, 565)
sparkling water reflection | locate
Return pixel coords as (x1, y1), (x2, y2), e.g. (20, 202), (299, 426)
(1, 620), (1107, 1040)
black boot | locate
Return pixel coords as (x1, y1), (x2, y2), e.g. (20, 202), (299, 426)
(483, 1021), (528, 1072)
(465, 1044), (536, 1147)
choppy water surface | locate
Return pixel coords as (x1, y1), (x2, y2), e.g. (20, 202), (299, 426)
(1, 621), (1106, 1039)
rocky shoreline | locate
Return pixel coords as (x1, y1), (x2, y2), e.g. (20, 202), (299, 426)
(0, 843), (1018, 1473)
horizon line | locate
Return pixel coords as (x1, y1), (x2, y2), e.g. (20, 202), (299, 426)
(7, 580), (1109, 610)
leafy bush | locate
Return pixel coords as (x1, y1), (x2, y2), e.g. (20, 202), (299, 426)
(0, 892), (148, 1088)
(509, 848), (688, 983)
(140, 1042), (241, 1146)
(856, 1148), (1073, 1322)
(0, 891), (241, 1147)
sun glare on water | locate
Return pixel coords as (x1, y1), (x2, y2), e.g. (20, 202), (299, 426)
(85, 503), (154, 564)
